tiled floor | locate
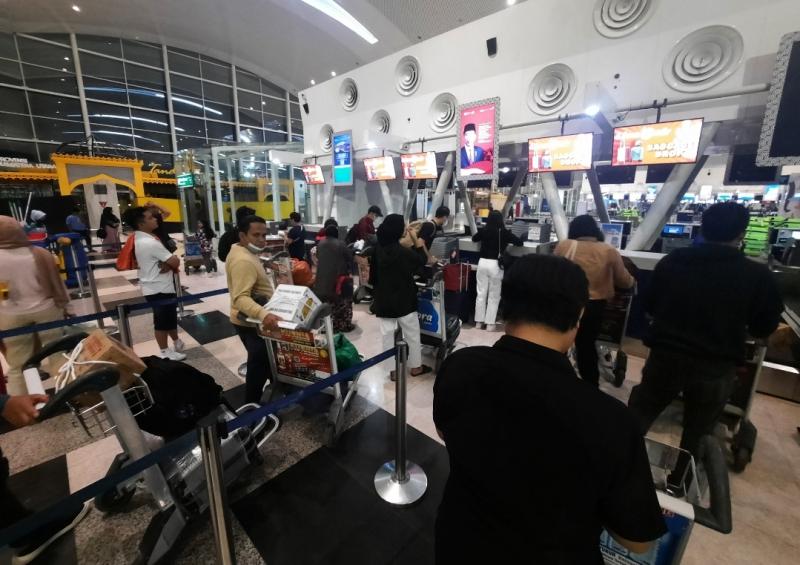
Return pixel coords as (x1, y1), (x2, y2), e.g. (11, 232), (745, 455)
(1, 254), (800, 564)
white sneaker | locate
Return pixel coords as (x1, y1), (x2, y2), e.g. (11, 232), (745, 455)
(475, 322), (484, 329)
(160, 348), (186, 361)
(173, 339), (185, 352)
(486, 324), (496, 332)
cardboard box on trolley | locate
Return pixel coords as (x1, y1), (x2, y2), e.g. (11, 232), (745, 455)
(264, 284), (323, 330)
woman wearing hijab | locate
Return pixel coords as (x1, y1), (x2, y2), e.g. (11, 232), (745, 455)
(368, 214), (431, 379)
(0, 216), (71, 395)
(99, 206), (121, 252)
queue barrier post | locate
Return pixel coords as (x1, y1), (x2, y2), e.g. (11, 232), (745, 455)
(116, 304), (132, 347)
(86, 263), (117, 334)
(68, 244), (90, 299)
(198, 416), (237, 565)
(174, 271), (195, 319)
(374, 336), (428, 505)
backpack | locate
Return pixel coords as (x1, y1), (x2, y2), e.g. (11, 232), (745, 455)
(218, 228), (238, 262)
(399, 220), (433, 248)
(136, 356), (224, 440)
(345, 224), (360, 244)
(115, 235), (138, 271)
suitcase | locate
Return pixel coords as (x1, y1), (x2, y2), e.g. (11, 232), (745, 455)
(443, 263), (471, 292)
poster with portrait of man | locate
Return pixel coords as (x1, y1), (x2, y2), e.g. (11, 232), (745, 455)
(456, 97), (500, 182)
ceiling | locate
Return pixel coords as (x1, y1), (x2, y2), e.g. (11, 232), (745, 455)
(0, 0), (525, 93)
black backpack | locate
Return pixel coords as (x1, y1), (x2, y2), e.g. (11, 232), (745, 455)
(136, 356), (224, 440)
(217, 228), (238, 262)
(345, 224), (359, 244)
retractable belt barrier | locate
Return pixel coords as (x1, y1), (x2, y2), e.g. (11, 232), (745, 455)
(0, 347), (396, 548)
(0, 288), (230, 340)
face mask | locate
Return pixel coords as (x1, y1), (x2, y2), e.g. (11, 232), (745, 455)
(247, 242), (267, 254)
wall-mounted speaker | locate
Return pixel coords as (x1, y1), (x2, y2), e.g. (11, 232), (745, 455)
(486, 37), (497, 57)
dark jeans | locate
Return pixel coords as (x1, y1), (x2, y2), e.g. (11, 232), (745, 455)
(0, 447), (29, 530)
(235, 324), (272, 404)
(628, 347), (736, 457)
(575, 299), (606, 387)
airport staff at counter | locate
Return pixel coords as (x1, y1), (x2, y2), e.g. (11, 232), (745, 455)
(434, 255), (666, 564)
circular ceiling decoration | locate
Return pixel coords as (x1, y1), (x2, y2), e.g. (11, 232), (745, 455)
(662, 25), (744, 92)
(395, 55), (421, 97)
(319, 124), (333, 153)
(593, 0), (657, 39)
(428, 92), (458, 133)
(527, 63), (577, 116)
(370, 109), (391, 134)
(339, 78), (359, 111)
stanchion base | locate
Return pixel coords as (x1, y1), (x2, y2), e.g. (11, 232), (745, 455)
(177, 309), (195, 319)
(374, 460), (428, 506)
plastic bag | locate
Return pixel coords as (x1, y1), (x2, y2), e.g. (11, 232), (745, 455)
(334, 333), (361, 371)
(116, 235), (138, 271)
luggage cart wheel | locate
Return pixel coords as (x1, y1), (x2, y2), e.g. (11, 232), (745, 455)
(732, 447), (752, 473)
(94, 453), (137, 512)
(324, 421), (337, 447)
(613, 352), (627, 388)
(731, 420), (757, 473)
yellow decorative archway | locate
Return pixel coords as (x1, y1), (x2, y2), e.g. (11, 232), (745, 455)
(51, 154), (145, 198)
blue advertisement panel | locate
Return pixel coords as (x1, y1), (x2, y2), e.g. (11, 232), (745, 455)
(332, 130), (353, 186)
(600, 508), (692, 565)
(417, 290), (440, 334)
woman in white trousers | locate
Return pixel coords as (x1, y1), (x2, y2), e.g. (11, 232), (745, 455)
(471, 211), (523, 330)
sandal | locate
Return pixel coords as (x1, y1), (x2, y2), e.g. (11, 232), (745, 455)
(410, 364), (433, 377)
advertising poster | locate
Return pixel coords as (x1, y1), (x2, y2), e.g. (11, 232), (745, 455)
(332, 130), (353, 186)
(401, 152), (438, 180)
(364, 156), (396, 181)
(529, 133), (594, 172)
(456, 97), (500, 182)
(273, 342), (332, 381)
(417, 290), (441, 335)
(600, 508), (692, 565)
(612, 119), (704, 166)
(302, 164), (325, 185)
(601, 223), (624, 250)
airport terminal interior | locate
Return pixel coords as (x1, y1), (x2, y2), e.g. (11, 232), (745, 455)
(1, 1), (800, 564)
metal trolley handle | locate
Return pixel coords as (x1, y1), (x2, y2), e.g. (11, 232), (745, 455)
(22, 332), (88, 371)
(37, 367), (121, 421)
(692, 436), (733, 534)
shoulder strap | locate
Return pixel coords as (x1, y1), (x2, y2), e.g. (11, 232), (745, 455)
(566, 240), (579, 261)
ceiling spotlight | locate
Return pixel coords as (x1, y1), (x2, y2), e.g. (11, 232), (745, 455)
(506, 0), (517, 5)
(584, 104), (601, 117)
(71, 4), (81, 12)
(310, 79), (316, 85)
(64, 56), (70, 61)
(330, 71), (336, 77)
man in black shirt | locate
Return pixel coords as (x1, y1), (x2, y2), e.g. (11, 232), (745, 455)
(433, 254), (666, 564)
(418, 205), (451, 252)
(285, 211), (307, 261)
(629, 202), (783, 457)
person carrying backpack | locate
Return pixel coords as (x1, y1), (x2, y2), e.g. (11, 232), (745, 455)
(218, 206), (255, 262)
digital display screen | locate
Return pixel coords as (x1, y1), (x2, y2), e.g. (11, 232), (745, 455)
(662, 224), (686, 236)
(457, 98), (499, 182)
(301, 164), (325, 185)
(600, 223), (624, 250)
(332, 130), (353, 186)
(612, 119), (704, 166)
(363, 156), (396, 181)
(400, 152), (438, 180)
(528, 133), (593, 172)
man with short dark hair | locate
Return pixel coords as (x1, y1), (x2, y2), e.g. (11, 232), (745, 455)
(433, 254), (666, 564)
(355, 205), (382, 242)
(285, 211), (306, 260)
(226, 215), (281, 404)
(418, 205), (451, 252)
(219, 206), (256, 262)
(629, 202), (783, 458)
(460, 123), (485, 168)
(65, 206), (92, 251)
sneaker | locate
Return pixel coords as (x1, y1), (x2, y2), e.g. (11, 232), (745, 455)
(160, 348), (186, 361)
(12, 502), (90, 564)
(475, 322), (484, 330)
(173, 338), (185, 352)
(486, 324), (496, 332)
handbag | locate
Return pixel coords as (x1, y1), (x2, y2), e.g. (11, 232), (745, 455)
(115, 235), (138, 271)
(497, 229), (515, 270)
(96, 226), (107, 240)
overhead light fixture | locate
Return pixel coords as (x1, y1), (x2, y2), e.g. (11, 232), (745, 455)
(71, 4), (81, 12)
(500, 166), (510, 173)
(331, 71), (336, 77)
(64, 56), (70, 61)
(506, 0), (517, 5)
(310, 79), (316, 85)
(367, 141), (376, 149)
(584, 104), (601, 117)
(299, 0), (378, 44)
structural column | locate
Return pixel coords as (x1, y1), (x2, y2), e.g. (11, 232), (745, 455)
(541, 172), (569, 240)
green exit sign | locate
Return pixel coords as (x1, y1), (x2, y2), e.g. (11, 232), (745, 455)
(177, 173), (194, 188)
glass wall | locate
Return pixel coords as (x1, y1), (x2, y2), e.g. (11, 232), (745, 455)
(0, 32), (302, 168)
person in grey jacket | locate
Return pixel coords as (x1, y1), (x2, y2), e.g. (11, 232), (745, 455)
(314, 225), (355, 332)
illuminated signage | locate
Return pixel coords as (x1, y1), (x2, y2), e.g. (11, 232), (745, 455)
(528, 133), (594, 173)
(612, 119), (704, 166)
(400, 152), (438, 180)
(364, 156), (396, 181)
(302, 164), (325, 185)
(332, 130), (353, 186)
(456, 98), (500, 182)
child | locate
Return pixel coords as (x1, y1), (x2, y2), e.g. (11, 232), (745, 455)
(195, 220), (217, 276)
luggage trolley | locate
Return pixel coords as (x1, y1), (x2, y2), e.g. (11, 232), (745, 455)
(597, 287), (636, 387)
(352, 245), (373, 304)
(600, 436), (732, 564)
(253, 301), (361, 446)
(182, 234), (206, 274)
(22, 333), (277, 565)
(722, 340), (766, 472)
(417, 267), (462, 372)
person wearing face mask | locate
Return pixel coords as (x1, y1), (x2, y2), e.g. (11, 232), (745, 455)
(225, 215), (282, 404)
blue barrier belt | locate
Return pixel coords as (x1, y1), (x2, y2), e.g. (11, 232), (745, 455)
(0, 288), (230, 340)
(0, 347), (395, 547)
